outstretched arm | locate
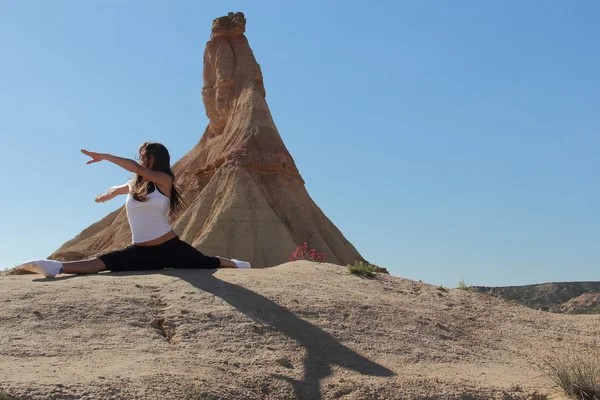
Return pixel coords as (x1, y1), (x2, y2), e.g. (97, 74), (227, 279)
(95, 183), (130, 203)
(81, 149), (172, 188)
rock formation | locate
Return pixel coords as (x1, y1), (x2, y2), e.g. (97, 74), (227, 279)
(474, 281), (600, 313)
(560, 292), (600, 314)
(51, 12), (364, 267)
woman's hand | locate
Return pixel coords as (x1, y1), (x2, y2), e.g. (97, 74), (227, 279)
(81, 149), (105, 164)
(94, 194), (107, 203)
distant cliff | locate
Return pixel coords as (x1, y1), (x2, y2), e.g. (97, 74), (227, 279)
(474, 281), (600, 313)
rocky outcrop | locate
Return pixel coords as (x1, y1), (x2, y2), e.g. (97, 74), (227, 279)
(51, 12), (364, 267)
(4, 262), (598, 399)
(560, 292), (600, 314)
(474, 281), (600, 313)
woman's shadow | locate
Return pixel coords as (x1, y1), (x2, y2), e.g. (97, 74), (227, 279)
(48, 269), (395, 399)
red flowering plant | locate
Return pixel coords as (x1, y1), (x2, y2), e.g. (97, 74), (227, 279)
(289, 242), (325, 263)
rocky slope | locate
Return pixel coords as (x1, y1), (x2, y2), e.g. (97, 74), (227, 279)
(559, 292), (600, 314)
(473, 281), (600, 313)
(2, 262), (598, 399)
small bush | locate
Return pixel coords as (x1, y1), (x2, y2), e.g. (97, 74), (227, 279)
(542, 351), (600, 400)
(0, 393), (17, 400)
(289, 243), (325, 262)
(457, 279), (474, 292)
(347, 261), (378, 278)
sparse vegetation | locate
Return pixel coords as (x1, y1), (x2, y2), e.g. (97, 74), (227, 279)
(542, 351), (600, 400)
(0, 393), (18, 400)
(458, 279), (474, 292)
(347, 261), (378, 278)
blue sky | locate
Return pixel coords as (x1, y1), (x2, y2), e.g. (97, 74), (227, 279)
(1, 1), (598, 287)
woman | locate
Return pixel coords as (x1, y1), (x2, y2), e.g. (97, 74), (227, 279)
(21, 142), (250, 278)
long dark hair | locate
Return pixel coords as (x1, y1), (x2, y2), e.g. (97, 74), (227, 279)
(130, 142), (185, 218)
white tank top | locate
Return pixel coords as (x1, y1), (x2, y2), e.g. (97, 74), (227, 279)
(125, 186), (172, 244)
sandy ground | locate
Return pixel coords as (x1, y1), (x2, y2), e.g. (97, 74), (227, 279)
(1, 261), (599, 399)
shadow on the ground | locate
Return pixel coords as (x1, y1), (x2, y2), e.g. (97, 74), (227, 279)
(43, 269), (395, 399)
(171, 269), (395, 399)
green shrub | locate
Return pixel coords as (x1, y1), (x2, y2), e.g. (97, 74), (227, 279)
(347, 261), (378, 278)
(542, 351), (600, 400)
(457, 279), (474, 292)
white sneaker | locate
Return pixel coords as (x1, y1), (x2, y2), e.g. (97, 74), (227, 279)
(20, 259), (64, 278)
(231, 259), (251, 269)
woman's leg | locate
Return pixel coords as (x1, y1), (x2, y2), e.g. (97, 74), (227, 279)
(62, 258), (106, 274)
(22, 246), (156, 277)
(21, 257), (107, 277)
(172, 238), (250, 269)
(216, 257), (236, 268)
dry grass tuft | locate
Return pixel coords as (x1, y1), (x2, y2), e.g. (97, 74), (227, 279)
(542, 351), (600, 400)
(458, 279), (474, 292)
